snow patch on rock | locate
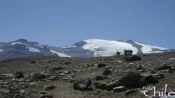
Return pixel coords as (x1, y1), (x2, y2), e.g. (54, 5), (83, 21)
(34, 43), (44, 48)
(50, 50), (71, 57)
(134, 42), (167, 53)
(27, 47), (40, 52)
(11, 42), (24, 45)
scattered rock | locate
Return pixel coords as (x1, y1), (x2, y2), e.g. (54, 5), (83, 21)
(19, 89), (25, 95)
(136, 65), (144, 70)
(95, 75), (107, 81)
(150, 68), (157, 73)
(0, 75), (4, 80)
(169, 58), (175, 61)
(103, 69), (112, 75)
(15, 71), (24, 78)
(63, 77), (74, 82)
(73, 78), (92, 90)
(0, 52), (175, 98)
(136, 66), (143, 70)
(50, 66), (64, 72)
(125, 89), (138, 95)
(63, 70), (71, 74)
(30, 61), (36, 64)
(152, 73), (165, 79)
(97, 63), (106, 68)
(116, 60), (123, 63)
(94, 82), (107, 89)
(59, 72), (66, 76)
(0, 80), (3, 85)
(0, 88), (9, 94)
(141, 73), (163, 83)
(64, 61), (71, 65)
(43, 85), (56, 91)
(124, 55), (142, 61)
(40, 91), (48, 95)
(32, 72), (48, 81)
(105, 66), (112, 69)
(106, 80), (121, 90)
(168, 68), (175, 73)
(48, 76), (59, 81)
(157, 64), (172, 71)
(113, 86), (126, 92)
(143, 74), (159, 84)
(89, 63), (107, 68)
(40, 94), (53, 98)
(2, 74), (13, 78)
(29, 82), (38, 87)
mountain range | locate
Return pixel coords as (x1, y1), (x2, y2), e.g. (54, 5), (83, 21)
(0, 39), (174, 60)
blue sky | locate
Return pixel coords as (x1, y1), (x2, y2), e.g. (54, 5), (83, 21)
(0, 0), (175, 48)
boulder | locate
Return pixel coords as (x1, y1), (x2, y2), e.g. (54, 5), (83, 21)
(138, 73), (160, 86)
(119, 72), (143, 88)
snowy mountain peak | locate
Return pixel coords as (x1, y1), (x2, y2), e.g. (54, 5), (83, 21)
(0, 39), (72, 60)
(82, 39), (138, 56)
(0, 39), (174, 60)
(71, 39), (169, 57)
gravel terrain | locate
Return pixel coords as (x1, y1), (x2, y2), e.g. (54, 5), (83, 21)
(0, 53), (175, 98)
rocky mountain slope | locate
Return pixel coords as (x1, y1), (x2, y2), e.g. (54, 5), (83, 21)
(0, 53), (175, 98)
(0, 39), (69, 61)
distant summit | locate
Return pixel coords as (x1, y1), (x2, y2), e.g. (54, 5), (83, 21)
(14, 39), (28, 43)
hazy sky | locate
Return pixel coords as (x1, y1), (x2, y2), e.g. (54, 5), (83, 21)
(0, 0), (175, 48)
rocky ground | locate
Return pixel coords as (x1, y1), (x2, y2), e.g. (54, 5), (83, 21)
(0, 53), (175, 98)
